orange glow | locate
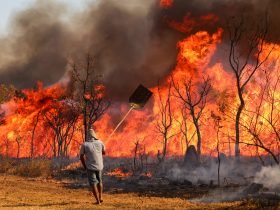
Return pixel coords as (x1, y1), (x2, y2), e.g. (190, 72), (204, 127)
(106, 168), (133, 177)
(160, 0), (173, 8)
(166, 14), (219, 34)
(1, 7), (280, 159)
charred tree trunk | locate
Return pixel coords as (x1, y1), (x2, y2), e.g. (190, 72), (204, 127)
(133, 141), (139, 171)
(16, 137), (20, 158)
(156, 83), (173, 163)
(30, 111), (40, 158)
(191, 113), (201, 157)
(71, 54), (110, 143)
(235, 100), (244, 158)
(53, 134), (57, 158)
(216, 123), (221, 187)
(227, 14), (271, 158)
(162, 135), (168, 161)
(58, 139), (63, 158)
(172, 76), (211, 161)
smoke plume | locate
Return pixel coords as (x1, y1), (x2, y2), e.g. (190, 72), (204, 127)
(0, 0), (279, 99)
(0, 1), (70, 89)
(254, 165), (280, 191)
(0, 0), (180, 100)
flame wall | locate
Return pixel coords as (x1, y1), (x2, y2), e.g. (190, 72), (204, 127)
(1, 0), (280, 158)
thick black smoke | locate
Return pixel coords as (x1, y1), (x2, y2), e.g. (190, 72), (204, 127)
(74, 0), (180, 99)
(0, 0), (180, 100)
(0, 0), (279, 100)
(160, 0), (280, 42)
(0, 2), (71, 89)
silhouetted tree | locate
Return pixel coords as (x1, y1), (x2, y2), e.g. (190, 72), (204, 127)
(155, 83), (174, 162)
(71, 54), (110, 141)
(172, 76), (211, 159)
(241, 68), (280, 164)
(226, 14), (272, 158)
(43, 100), (79, 157)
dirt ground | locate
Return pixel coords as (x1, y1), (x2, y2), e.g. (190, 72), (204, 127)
(0, 175), (279, 210)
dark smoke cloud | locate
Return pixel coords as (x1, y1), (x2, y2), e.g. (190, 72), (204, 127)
(0, 1), (71, 88)
(74, 0), (180, 99)
(0, 0), (279, 100)
(0, 0), (180, 100)
(160, 0), (280, 41)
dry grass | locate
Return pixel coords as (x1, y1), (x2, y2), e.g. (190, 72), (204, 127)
(0, 159), (52, 178)
(0, 175), (274, 210)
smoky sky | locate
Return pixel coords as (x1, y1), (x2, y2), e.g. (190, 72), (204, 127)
(160, 0), (280, 41)
(0, 0), (279, 100)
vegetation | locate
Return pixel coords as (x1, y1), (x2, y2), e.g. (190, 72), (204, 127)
(0, 158), (52, 178)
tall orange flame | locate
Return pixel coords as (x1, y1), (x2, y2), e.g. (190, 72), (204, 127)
(1, 4), (280, 159)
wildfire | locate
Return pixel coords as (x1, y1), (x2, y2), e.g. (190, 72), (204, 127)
(1, 2), (280, 160)
(106, 168), (133, 178)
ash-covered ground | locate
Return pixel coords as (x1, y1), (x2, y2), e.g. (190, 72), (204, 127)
(53, 155), (280, 208)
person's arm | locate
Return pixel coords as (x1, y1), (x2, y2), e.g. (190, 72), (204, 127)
(102, 143), (106, 155)
(80, 154), (87, 170)
(79, 144), (87, 170)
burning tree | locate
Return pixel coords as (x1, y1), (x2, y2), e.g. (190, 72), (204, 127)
(172, 76), (211, 159)
(30, 110), (41, 158)
(43, 100), (79, 158)
(226, 15), (273, 158)
(132, 137), (148, 172)
(240, 67), (280, 164)
(155, 83), (174, 162)
(175, 105), (196, 156)
(71, 54), (110, 141)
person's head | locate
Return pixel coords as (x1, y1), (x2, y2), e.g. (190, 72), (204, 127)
(89, 129), (98, 140)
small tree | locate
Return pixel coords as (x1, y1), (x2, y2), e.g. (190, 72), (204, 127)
(132, 137), (147, 172)
(71, 54), (110, 141)
(30, 110), (41, 158)
(211, 112), (222, 186)
(43, 100), (79, 158)
(226, 14), (273, 158)
(15, 133), (21, 158)
(155, 83), (174, 163)
(175, 105), (196, 157)
(240, 68), (280, 164)
(172, 76), (211, 158)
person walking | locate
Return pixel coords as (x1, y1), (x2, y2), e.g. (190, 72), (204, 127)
(80, 129), (106, 205)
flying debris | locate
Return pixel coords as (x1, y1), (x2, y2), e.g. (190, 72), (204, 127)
(109, 84), (153, 138)
(129, 84), (153, 109)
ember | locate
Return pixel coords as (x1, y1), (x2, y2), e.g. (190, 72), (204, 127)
(106, 168), (133, 178)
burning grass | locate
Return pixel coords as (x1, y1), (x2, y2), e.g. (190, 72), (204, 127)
(105, 167), (133, 178)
